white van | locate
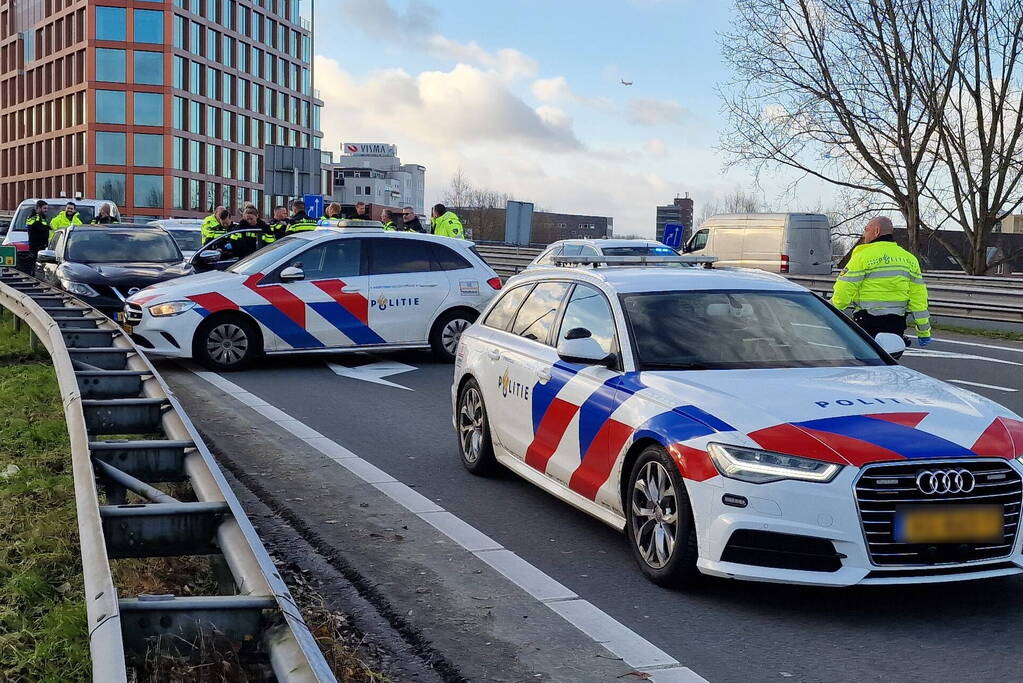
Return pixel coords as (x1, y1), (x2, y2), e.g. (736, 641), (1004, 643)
(2, 197), (121, 250)
(683, 213), (832, 274)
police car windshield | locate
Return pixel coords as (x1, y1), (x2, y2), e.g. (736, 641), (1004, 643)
(228, 236), (308, 275)
(622, 290), (887, 370)
(66, 230), (182, 264)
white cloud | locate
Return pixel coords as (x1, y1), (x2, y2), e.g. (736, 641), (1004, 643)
(626, 97), (691, 126)
(339, 0), (536, 79)
(531, 76), (614, 111)
(643, 138), (669, 157)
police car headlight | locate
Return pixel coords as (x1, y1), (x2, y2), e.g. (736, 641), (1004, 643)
(707, 443), (842, 484)
(61, 280), (99, 298)
(148, 300), (197, 317)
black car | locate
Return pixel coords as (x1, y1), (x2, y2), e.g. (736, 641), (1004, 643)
(36, 224), (194, 318)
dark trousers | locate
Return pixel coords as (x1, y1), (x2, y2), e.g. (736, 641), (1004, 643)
(853, 311), (907, 338)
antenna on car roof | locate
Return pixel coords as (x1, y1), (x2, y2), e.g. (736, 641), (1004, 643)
(552, 255), (718, 269)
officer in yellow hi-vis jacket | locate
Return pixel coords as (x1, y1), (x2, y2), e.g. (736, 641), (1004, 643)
(831, 216), (932, 346)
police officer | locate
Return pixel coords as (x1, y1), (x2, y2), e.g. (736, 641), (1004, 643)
(350, 201), (371, 221)
(431, 203), (464, 238)
(26, 200), (50, 270)
(91, 203), (116, 224)
(318, 202), (343, 227)
(50, 201), (82, 237)
(380, 208), (396, 231)
(201, 206), (232, 245)
(401, 207), (426, 233)
(230, 206), (268, 258)
(285, 199), (319, 234)
(831, 216), (932, 346)
(266, 205), (290, 244)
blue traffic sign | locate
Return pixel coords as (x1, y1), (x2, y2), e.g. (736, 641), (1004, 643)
(661, 223), (685, 248)
(303, 194), (325, 219)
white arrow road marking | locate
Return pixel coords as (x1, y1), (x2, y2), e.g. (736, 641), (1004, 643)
(327, 360), (417, 391)
(947, 379), (1019, 393)
(902, 349), (1023, 366)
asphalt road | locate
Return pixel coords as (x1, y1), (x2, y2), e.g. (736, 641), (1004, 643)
(182, 333), (1023, 683)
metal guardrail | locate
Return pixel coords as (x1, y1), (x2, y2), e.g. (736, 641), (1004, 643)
(0, 269), (336, 682)
(474, 244), (1023, 323)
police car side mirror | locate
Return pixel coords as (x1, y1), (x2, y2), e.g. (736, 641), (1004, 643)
(279, 266), (304, 282)
(557, 335), (612, 366)
(36, 249), (57, 264)
(875, 332), (906, 359)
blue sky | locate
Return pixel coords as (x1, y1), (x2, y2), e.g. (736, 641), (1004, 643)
(309, 0), (810, 234)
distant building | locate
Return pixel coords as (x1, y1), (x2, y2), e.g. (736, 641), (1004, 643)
(656, 194), (694, 242)
(996, 215), (1023, 234)
(327, 143), (425, 214)
(452, 207), (612, 243)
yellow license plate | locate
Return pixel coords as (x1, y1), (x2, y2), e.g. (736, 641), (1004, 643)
(120, 323), (133, 335)
(895, 506), (1003, 543)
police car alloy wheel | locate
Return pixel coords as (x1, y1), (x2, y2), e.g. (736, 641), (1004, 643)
(457, 379), (496, 475)
(626, 447), (698, 586)
(431, 310), (477, 362)
(194, 315), (259, 371)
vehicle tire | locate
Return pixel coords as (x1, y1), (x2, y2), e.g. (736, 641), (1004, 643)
(193, 314), (260, 371)
(430, 309), (477, 362)
(456, 378), (497, 476)
(625, 445), (699, 587)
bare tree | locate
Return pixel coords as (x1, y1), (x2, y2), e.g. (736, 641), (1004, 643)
(441, 170), (515, 240)
(696, 186), (766, 227)
(719, 0), (962, 255)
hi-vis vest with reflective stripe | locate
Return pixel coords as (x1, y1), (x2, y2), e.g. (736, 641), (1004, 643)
(831, 239), (931, 338)
(201, 214), (227, 243)
(432, 211), (464, 238)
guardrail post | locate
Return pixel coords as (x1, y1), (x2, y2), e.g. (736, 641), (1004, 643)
(13, 314), (20, 333)
(29, 330), (38, 351)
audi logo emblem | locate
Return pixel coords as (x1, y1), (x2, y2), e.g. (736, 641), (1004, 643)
(915, 469), (976, 495)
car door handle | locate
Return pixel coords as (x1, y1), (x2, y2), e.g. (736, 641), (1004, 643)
(487, 349), (501, 361)
(536, 367), (552, 383)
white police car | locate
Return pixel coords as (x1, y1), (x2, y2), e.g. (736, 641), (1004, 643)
(124, 225), (501, 370)
(452, 255), (1023, 587)
(529, 239), (681, 267)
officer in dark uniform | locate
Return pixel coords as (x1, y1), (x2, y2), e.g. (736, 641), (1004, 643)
(25, 200), (51, 273)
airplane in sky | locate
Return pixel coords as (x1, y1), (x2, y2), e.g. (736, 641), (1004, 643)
(621, 79), (634, 86)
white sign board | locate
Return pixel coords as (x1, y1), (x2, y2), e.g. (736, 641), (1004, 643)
(342, 142), (397, 157)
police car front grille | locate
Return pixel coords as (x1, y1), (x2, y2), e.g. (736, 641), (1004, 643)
(855, 460), (1022, 567)
(124, 303), (143, 325)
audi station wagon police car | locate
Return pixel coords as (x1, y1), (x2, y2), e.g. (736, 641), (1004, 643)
(124, 225), (501, 370)
(452, 255), (1023, 587)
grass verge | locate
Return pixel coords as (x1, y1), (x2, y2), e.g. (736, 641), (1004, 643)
(933, 322), (1023, 342)
(0, 320), (90, 681)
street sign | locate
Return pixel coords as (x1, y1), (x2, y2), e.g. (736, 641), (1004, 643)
(505, 201), (534, 245)
(263, 145), (322, 197)
(661, 223), (685, 249)
(0, 246), (16, 267)
(303, 194), (324, 219)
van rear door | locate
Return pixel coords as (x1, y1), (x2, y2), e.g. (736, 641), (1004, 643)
(784, 214), (832, 274)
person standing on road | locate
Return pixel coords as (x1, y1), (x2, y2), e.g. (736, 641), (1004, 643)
(380, 209), (396, 231)
(350, 201), (371, 221)
(431, 203), (464, 238)
(26, 200), (50, 269)
(91, 203), (116, 224)
(831, 216), (932, 346)
(401, 207), (426, 233)
(285, 199), (319, 234)
(50, 201), (82, 237)
(230, 206), (268, 258)
(201, 206), (232, 245)
(267, 205), (290, 243)
(319, 202), (344, 227)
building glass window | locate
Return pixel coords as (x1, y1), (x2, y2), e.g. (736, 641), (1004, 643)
(96, 90), (125, 124)
(173, 15), (186, 49)
(134, 51), (163, 85)
(96, 132), (126, 165)
(222, 110), (233, 142)
(206, 105), (218, 137)
(134, 92), (163, 126)
(223, 73), (233, 105)
(189, 140), (201, 172)
(222, 147), (233, 179)
(96, 173), (126, 206)
(237, 150), (247, 181)
(173, 95), (186, 129)
(206, 143), (217, 174)
(173, 176), (185, 209)
(188, 178), (200, 210)
(190, 21), (201, 56)
(205, 66), (218, 99)
(189, 100), (201, 134)
(173, 55), (186, 89)
(222, 0), (234, 30)
(189, 61), (201, 95)
(251, 154), (259, 183)
(208, 182), (219, 211)
(207, 29), (219, 60)
(96, 48), (126, 82)
(134, 175), (164, 208)
(221, 185), (231, 209)
(96, 7), (127, 41)
(172, 137), (185, 170)
(223, 36), (234, 68)
(134, 10), (163, 44)
(134, 133), (163, 167)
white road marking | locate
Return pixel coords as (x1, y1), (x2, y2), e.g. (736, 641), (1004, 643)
(187, 365), (706, 683)
(902, 349), (1023, 366)
(911, 336), (1023, 354)
(947, 379), (1019, 393)
(327, 360), (416, 391)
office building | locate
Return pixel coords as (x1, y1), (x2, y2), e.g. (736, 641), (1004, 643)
(656, 194), (694, 242)
(0, 0), (323, 219)
(452, 206), (612, 243)
(327, 143), (425, 214)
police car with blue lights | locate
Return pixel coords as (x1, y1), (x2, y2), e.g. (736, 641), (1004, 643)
(452, 253), (1023, 587)
(123, 223), (502, 370)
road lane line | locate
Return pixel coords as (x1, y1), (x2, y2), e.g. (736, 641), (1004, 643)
(911, 336), (1023, 354)
(902, 349), (1023, 366)
(186, 365), (704, 682)
(947, 379), (1019, 392)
